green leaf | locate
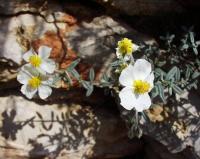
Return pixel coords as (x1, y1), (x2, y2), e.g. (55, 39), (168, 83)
(89, 68), (95, 81)
(67, 58), (81, 70)
(82, 80), (94, 96)
(63, 74), (73, 86)
(86, 84), (94, 96)
(102, 73), (109, 82)
(155, 68), (166, 80)
(196, 40), (200, 46)
(192, 71), (200, 79)
(187, 81), (197, 90)
(193, 47), (198, 55)
(101, 82), (111, 87)
(156, 82), (165, 102)
(169, 86), (173, 96)
(189, 31), (195, 44)
(196, 59), (200, 66)
(52, 75), (61, 83)
(172, 84), (183, 95)
(111, 60), (121, 67)
(151, 86), (158, 98)
(180, 44), (189, 50)
(70, 69), (80, 80)
(166, 66), (177, 80)
(157, 61), (166, 67)
(186, 66), (191, 79)
(175, 67), (181, 81)
(100, 73), (111, 87)
(82, 80), (90, 89)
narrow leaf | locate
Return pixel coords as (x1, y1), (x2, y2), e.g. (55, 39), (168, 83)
(172, 84), (184, 95)
(166, 66), (177, 80)
(89, 68), (95, 81)
(67, 58), (81, 70)
(157, 82), (165, 102)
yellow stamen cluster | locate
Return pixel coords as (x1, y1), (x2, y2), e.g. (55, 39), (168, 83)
(29, 55), (42, 67)
(133, 80), (150, 94)
(118, 38), (133, 55)
(28, 77), (41, 89)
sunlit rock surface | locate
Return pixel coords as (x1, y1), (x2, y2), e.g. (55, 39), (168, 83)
(0, 95), (142, 159)
(0, 0), (151, 87)
(143, 90), (200, 157)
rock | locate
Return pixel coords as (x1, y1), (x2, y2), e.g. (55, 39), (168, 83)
(1, 89), (197, 159)
(0, 58), (18, 89)
(0, 1), (77, 87)
(0, 0), (61, 15)
(142, 136), (197, 159)
(0, 13), (76, 64)
(0, 0), (153, 86)
(93, 0), (184, 15)
(177, 0), (200, 10)
(142, 90), (200, 158)
(146, 105), (169, 123)
(0, 94), (143, 159)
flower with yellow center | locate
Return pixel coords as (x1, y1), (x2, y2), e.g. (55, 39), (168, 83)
(119, 59), (154, 111)
(28, 76), (41, 89)
(29, 55), (42, 67)
(23, 45), (56, 74)
(118, 38), (133, 55)
(116, 38), (139, 60)
(17, 65), (53, 99)
(133, 80), (150, 94)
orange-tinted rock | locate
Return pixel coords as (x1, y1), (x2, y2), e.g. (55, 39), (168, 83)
(59, 13), (77, 25)
(32, 31), (66, 62)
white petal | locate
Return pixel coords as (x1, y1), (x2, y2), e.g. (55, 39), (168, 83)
(116, 48), (122, 58)
(38, 85), (52, 99)
(124, 55), (131, 61)
(132, 59), (152, 80)
(21, 85), (37, 99)
(22, 64), (40, 77)
(134, 93), (151, 112)
(17, 70), (30, 84)
(119, 87), (136, 110)
(119, 88), (152, 112)
(38, 45), (52, 59)
(145, 72), (154, 91)
(119, 64), (135, 87)
(132, 43), (139, 52)
(23, 49), (34, 62)
(40, 59), (56, 74)
(116, 48), (131, 61)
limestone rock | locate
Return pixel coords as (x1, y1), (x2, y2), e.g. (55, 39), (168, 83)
(0, 94), (142, 159)
(143, 90), (200, 158)
(0, 4), (152, 86)
(0, 0), (60, 15)
(93, 0), (184, 15)
(0, 1), (77, 86)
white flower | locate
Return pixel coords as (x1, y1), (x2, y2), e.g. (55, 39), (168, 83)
(119, 59), (154, 112)
(17, 65), (53, 99)
(116, 38), (139, 61)
(23, 45), (56, 74)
